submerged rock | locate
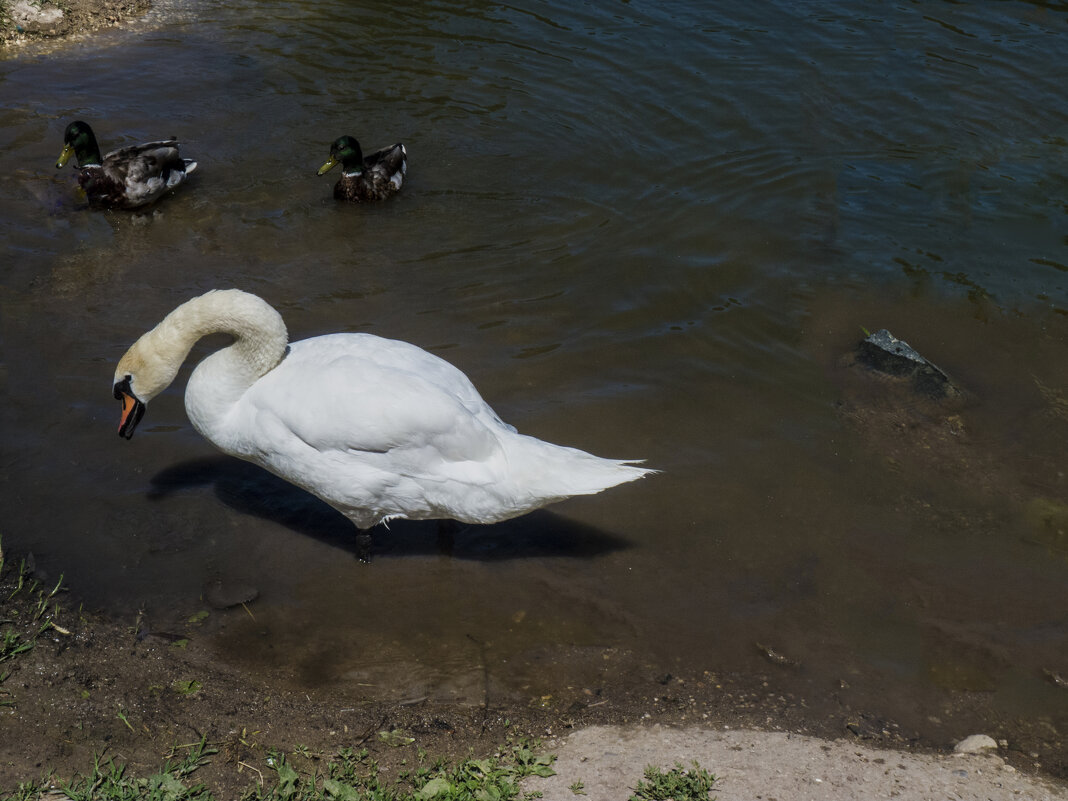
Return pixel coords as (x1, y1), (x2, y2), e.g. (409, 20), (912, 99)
(1043, 669), (1068, 690)
(856, 329), (960, 399)
(755, 642), (801, 669)
(203, 579), (259, 610)
(953, 733), (998, 754)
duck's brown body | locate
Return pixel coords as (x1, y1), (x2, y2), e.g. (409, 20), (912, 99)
(318, 137), (407, 203)
(77, 140), (197, 209)
(56, 121), (197, 210)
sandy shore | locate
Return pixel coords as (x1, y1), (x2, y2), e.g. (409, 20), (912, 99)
(524, 725), (1068, 801)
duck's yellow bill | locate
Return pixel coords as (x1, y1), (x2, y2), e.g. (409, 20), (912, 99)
(56, 143), (75, 169)
(317, 156), (339, 176)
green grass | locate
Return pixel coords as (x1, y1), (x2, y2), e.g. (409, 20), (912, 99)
(62, 739), (217, 801)
(0, 536), (71, 708)
(628, 762), (717, 801)
(240, 740), (556, 801)
(2, 739), (218, 801)
(1, 740), (558, 801)
(3, 749), (724, 801)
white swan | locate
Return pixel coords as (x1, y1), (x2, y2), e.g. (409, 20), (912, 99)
(113, 290), (654, 555)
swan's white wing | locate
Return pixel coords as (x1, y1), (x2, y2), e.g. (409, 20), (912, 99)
(241, 334), (505, 464)
(219, 334), (523, 526)
(333, 334), (511, 429)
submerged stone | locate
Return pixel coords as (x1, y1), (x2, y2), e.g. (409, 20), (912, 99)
(204, 580), (259, 609)
(856, 329), (960, 399)
(954, 733), (998, 754)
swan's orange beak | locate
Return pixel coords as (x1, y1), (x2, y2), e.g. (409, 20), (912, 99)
(114, 378), (145, 440)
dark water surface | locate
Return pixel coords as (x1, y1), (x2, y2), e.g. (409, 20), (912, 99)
(2, 0), (1067, 753)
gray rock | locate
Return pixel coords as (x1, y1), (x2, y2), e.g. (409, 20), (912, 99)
(953, 733), (998, 754)
(856, 328), (959, 398)
(10, 0), (66, 34)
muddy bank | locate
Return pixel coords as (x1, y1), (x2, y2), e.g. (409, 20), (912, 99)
(0, 556), (1065, 799)
(1, 0), (150, 45)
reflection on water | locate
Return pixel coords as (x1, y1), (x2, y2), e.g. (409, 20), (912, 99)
(2, 0), (1067, 759)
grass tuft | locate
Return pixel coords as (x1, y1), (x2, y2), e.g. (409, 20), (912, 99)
(3, 739), (218, 801)
(240, 740), (555, 801)
(0, 537), (73, 709)
(628, 761), (717, 801)
(60, 738), (218, 801)
(2, 738), (557, 801)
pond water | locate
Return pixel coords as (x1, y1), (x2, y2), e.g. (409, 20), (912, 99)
(2, 0), (1067, 754)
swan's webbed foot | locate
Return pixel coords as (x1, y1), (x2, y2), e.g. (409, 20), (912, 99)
(355, 529), (374, 563)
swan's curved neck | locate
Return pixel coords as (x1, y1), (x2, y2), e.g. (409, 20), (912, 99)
(163, 291), (290, 443)
(118, 289), (288, 408)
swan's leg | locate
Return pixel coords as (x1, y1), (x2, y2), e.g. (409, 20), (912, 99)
(437, 519), (459, 556)
(355, 528), (374, 563)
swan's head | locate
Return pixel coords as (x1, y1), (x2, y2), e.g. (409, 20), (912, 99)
(112, 334), (182, 440)
(112, 288), (289, 440)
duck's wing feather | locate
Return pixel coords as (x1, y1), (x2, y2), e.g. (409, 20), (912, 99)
(102, 139), (180, 162)
(364, 143), (406, 175)
(97, 140), (194, 207)
(363, 143), (407, 191)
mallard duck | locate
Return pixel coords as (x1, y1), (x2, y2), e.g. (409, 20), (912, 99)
(55, 120), (197, 209)
(316, 135), (406, 202)
(114, 290), (653, 559)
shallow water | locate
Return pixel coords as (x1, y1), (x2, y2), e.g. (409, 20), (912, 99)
(2, 0), (1067, 747)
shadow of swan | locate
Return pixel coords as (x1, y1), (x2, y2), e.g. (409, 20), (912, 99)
(148, 456), (634, 561)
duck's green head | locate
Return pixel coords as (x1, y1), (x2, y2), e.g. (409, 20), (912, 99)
(317, 136), (365, 177)
(56, 120), (102, 169)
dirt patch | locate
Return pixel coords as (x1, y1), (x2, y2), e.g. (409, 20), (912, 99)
(527, 726), (1068, 801)
(1, 0), (150, 45)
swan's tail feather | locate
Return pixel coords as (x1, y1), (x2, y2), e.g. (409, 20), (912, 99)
(555, 457), (657, 497)
(501, 434), (657, 506)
